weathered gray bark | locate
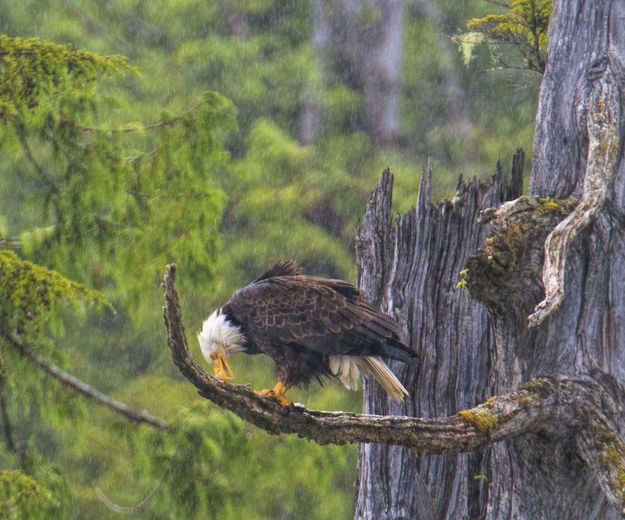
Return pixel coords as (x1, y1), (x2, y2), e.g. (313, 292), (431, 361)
(316, 0), (405, 147)
(159, 1), (625, 516)
(531, 0), (625, 198)
(355, 1), (625, 518)
(354, 159), (522, 520)
(489, 3), (625, 515)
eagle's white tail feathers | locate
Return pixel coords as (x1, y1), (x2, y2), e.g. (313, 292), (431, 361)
(329, 355), (361, 390)
(328, 355), (340, 377)
(329, 355), (409, 401)
(355, 356), (409, 401)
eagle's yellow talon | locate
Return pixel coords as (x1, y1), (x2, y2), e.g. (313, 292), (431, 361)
(256, 382), (292, 406)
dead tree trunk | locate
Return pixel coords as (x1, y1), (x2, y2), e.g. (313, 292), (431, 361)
(316, 0), (405, 147)
(355, 159), (522, 520)
(355, 1), (625, 518)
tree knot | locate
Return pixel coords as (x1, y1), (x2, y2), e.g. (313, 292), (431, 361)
(462, 196), (576, 317)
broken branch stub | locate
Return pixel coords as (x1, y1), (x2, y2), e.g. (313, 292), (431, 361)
(529, 55), (624, 327)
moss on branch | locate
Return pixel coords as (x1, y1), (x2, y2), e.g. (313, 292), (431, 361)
(463, 195), (575, 315)
(458, 408), (499, 433)
(162, 263), (625, 511)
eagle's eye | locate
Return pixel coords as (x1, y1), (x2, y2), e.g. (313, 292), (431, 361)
(210, 353), (217, 360)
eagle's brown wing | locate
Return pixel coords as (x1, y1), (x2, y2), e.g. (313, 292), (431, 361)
(227, 275), (415, 361)
(251, 259), (303, 283)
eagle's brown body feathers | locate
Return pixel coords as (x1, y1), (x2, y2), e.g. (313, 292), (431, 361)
(216, 260), (416, 393)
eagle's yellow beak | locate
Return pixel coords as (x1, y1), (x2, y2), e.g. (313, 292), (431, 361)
(212, 351), (235, 381)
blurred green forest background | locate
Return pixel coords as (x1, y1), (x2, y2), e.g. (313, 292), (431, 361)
(0, 1), (543, 518)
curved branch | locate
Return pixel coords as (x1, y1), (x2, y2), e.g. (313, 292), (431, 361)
(164, 263), (625, 506)
(3, 333), (170, 431)
(59, 99), (204, 135)
(163, 265), (625, 485)
(529, 55), (624, 327)
(94, 449), (175, 514)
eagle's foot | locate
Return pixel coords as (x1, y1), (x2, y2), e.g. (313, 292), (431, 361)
(256, 382), (292, 406)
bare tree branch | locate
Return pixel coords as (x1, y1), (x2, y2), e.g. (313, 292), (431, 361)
(162, 262), (625, 509)
(59, 99), (205, 135)
(529, 56), (624, 327)
(0, 377), (18, 455)
(0, 238), (21, 250)
(3, 333), (170, 431)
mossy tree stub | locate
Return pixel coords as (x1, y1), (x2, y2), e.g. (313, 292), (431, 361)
(355, 1), (625, 518)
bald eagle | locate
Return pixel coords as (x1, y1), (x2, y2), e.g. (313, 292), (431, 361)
(198, 260), (416, 405)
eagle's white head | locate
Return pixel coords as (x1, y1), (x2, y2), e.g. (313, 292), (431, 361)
(198, 309), (246, 380)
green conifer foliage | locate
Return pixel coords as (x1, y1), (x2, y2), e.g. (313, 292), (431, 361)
(0, 249), (106, 339)
(456, 0), (551, 74)
(0, 1), (546, 516)
(0, 35), (237, 515)
(0, 36), (234, 321)
(0, 469), (58, 519)
(0, 35), (132, 122)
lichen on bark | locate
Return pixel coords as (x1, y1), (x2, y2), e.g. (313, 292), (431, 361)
(463, 195), (575, 317)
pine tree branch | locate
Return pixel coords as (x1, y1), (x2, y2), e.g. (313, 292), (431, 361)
(59, 99), (204, 135)
(163, 263), (625, 509)
(3, 333), (170, 431)
(14, 121), (60, 194)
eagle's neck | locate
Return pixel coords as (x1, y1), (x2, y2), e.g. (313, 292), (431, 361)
(198, 308), (247, 354)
